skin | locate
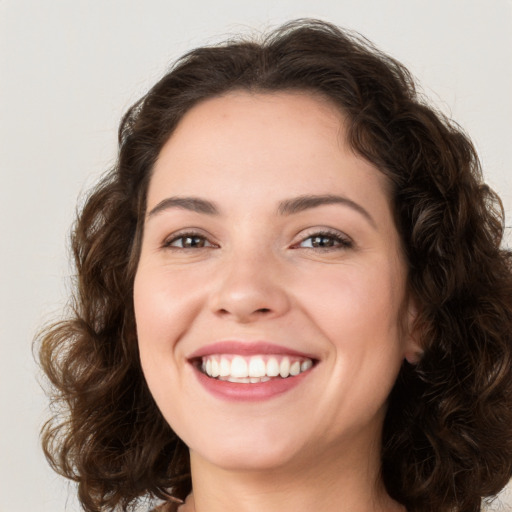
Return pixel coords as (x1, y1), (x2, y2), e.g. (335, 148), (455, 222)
(134, 91), (418, 512)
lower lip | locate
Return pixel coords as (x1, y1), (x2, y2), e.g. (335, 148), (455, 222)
(192, 366), (313, 402)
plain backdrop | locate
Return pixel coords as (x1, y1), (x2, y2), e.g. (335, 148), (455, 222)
(1, 1), (511, 511)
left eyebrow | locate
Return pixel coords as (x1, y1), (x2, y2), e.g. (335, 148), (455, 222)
(147, 196), (219, 218)
(277, 194), (377, 229)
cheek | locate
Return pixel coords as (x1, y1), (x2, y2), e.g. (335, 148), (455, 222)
(133, 261), (220, 395)
(133, 266), (192, 401)
(295, 260), (407, 407)
(134, 265), (203, 349)
(297, 260), (404, 340)
(133, 266), (197, 421)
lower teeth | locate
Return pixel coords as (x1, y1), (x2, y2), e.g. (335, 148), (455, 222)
(218, 376), (272, 383)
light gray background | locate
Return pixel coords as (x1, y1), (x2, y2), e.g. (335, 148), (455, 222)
(1, 1), (511, 511)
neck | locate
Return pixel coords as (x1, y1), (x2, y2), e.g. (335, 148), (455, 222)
(182, 435), (405, 512)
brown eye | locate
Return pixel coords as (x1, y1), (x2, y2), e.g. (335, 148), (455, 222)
(309, 235), (338, 248)
(298, 232), (352, 250)
(166, 234), (213, 249)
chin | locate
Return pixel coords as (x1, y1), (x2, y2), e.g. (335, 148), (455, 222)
(185, 421), (311, 472)
(194, 445), (304, 473)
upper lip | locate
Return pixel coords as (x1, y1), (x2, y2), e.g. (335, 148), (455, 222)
(187, 341), (318, 360)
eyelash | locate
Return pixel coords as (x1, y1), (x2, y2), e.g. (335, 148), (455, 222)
(293, 229), (353, 251)
(162, 231), (216, 249)
(162, 229), (353, 251)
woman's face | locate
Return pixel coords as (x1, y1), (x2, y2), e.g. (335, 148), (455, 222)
(134, 91), (417, 473)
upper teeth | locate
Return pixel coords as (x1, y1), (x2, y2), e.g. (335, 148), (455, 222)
(201, 355), (313, 380)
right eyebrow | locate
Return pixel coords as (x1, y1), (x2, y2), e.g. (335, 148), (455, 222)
(278, 194), (377, 230)
(146, 196), (219, 218)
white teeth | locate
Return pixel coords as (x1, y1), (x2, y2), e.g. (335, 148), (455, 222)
(219, 357), (230, 377)
(279, 358), (290, 378)
(225, 376), (272, 383)
(290, 361), (301, 376)
(200, 354), (314, 381)
(211, 357), (220, 377)
(228, 377), (250, 383)
(248, 356), (266, 378)
(267, 357), (280, 377)
(301, 359), (313, 372)
(230, 356), (248, 378)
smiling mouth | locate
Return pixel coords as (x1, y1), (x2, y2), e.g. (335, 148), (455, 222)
(195, 354), (315, 383)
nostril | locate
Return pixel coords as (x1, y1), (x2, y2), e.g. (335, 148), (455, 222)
(215, 306), (272, 320)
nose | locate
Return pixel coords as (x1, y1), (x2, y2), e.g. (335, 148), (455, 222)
(208, 252), (291, 323)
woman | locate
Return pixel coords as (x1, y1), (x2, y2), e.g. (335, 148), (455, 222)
(39, 19), (512, 512)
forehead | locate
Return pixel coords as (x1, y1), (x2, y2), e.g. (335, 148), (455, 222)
(147, 91), (392, 213)
(174, 89), (342, 137)
(162, 90), (345, 161)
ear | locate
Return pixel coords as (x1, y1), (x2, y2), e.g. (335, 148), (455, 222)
(402, 297), (423, 365)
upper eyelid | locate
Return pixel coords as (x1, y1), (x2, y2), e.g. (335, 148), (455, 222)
(294, 227), (352, 242)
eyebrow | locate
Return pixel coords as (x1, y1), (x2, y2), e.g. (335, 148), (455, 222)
(278, 194), (376, 229)
(147, 197), (219, 217)
(147, 193), (376, 229)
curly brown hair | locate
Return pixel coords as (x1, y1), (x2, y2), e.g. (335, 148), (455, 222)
(38, 19), (512, 512)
